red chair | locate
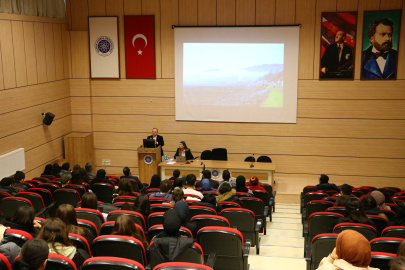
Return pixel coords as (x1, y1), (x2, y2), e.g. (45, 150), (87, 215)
(76, 208), (105, 232)
(147, 225), (193, 242)
(325, 206), (345, 215)
(305, 200), (334, 222)
(40, 175), (55, 180)
(309, 233), (338, 270)
(382, 226), (405, 238)
(189, 206), (217, 218)
(370, 252), (396, 270)
(23, 180), (41, 187)
(383, 187), (401, 192)
(27, 188), (53, 206)
(145, 188), (161, 196)
(334, 223), (377, 241)
(107, 210), (147, 231)
(92, 183), (114, 203)
(46, 253), (77, 270)
(148, 212), (165, 228)
(3, 229), (33, 247)
(149, 243), (205, 269)
(234, 192), (253, 198)
(217, 201), (240, 209)
(100, 221), (145, 240)
(379, 209), (396, 222)
(32, 177), (48, 183)
(150, 204), (173, 213)
(370, 237), (404, 254)
(367, 214), (388, 235)
(82, 257), (145, 270)
(190, 215), (230, 230)
(0, 253), (11, 270)
(54, 189), (81, 206)
(322, 197), (337, 203)
(149, 198), (172, 204)
(15, 192), (45, 212)
(153, 262), (213, 270)
(38, 183), (59, 194)
(0, 191), (11, 201)
(317, 190), (338, 197)
(0, 197), (33, 219)
(69, 233), (92, 256)
(77, 218), (99, 237)
(113, 195), (138, 204)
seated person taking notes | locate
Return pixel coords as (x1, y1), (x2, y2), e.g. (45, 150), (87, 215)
(174, 141), (194, 160)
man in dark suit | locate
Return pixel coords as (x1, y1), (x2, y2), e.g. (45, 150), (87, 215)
(147, 128), (164, 156)
(321, 31), (353, 77)
(362, 18), (397, 79)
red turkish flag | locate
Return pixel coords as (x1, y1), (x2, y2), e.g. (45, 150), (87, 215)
(124, 16), (156, 79)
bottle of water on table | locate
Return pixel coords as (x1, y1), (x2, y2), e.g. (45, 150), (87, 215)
(164, 154), (167, 163)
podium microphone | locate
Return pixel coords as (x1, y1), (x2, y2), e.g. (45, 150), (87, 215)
(250, 154), (254, 168)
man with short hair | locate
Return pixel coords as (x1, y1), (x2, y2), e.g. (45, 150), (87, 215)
(195, 170), (219, 189)
(340, 184), (353, 198)
(169, 169), (181, 181)
(120, 167), (143, 190)
(60, 162), (71, 176)
(60, 174), (72, 188)
(149, 180), (173, 199)
(13, 171), (27, 191)
(362, 18), (397, 79)
(85, 162), (96, 178)
(147, 128), (164, 156)
(0, 177), (21, 196)
(183, 174), (203, 201)
(321, 30), (353, 76)
(314, 174), (340, 193)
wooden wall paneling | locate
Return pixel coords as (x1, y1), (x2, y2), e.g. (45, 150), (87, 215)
(53, 24), (65, 81)
(0, 47), (4, 90)
(94, 149), (137, 169)
(70, 31), (90, 79)
(198, 0), (217, 26)
(25, 137), (64, 172)
(275, 0), (296, 25)
(88, 0), (106, 16)
(34, 23), (48, 83)
(295, 0), (316, 79)
(235, 0), (255, 25)
(0, 116), (72, 156)
(70, 0), (89, 31)
(336, 0), (358, 11)
(92, 114), (405, 140)
(398, 2), (405, 79)
(22, 22), (38, 85)
(160, 0), (178, 79)
(44, 23), (57, 82)
(179, 0), (197, 26)
(70, 79), (91, 96)
(71, 97), (92, 114)
(92, 97), (175, 114)
(91, 78), (174, 96)
(25, 155), (64, 179)
(142, 0), (162, 78)
(255, 0), (275, 25)
(71, 115), (93, 132)
(0, 80), (70, 115)
(217, 0), (236, 25)
(0, 20), (17, 89)
(380, 0), (403, 10)
(10, 21), (27, 88)
(124, 0), (142, 15)
(354, 0), (380, 79)
(66, 0), (72, 30)
(61, 24), (72, 79)
(0, 98), (71, 139)
(313, 0), (337, 80)
(106, 0), (125, 78)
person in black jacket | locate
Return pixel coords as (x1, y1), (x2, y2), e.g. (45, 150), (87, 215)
(147, 128), (165, 156)
(2, 206), (41, 239)
(194, 170), (219, 189)
(12, 239), (49, 270)
(216, 182), (245, 208)
(0, 177), (21, 196)
(13, 171), (27, 191)
(91, 169), (114, 187)
(174, 141), (194, 161)
(173, 200), (197, 237)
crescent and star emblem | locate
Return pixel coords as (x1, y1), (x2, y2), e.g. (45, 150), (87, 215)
(132, 34), (147, 55)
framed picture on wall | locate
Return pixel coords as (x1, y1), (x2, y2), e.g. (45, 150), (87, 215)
(319, 12), (357, 80)
(361, 10), (402, 80)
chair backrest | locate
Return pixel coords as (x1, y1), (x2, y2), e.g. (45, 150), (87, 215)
(113, 196), (138, 204)
(149, 243), (205, 269)
(322, 197), (337, 203)
(217, 201), (240, 209)
(256, 156), (272, 163)
(54, 189), (81, 206)
(145, 188), (161, 196)
(220, 208), (255, 232)
(3, 229), (33, 247)
(260, 184), (274, 198)
(32, 177), (48, 183)
(24, 180), (42, 187)
(197, 226), (244, 270)
(317, 190), (338, 197)
(46, 253), (78, 270)
(302, 186), (316, 196)
(69, 233), (92, 256)
(153, 262), (213, 270)
(148, 212), (165, 228)
(99, 221), (145, 240)
(0, 197), (33, 219)
(15, 192), (45, 212)
(40, 175), (55, 180)
(150, 204), (173, 213)
(201, 191), (218, 196)
(384, 189), (397, 197)
(211, 148), (227, 161)
(149, 198), (172, 204)
(367, 214), (388, 235)
(308, 212), (343, 241)
(252, 190), (269, 207)
(334, 223), (378, 241)
(386, 203), (398, 213)
(354, 187), (372, 194)
(77, 218), (99, 237)
(325, 206), (346, 215)
(239, 197), (265, 219)
(48, 181), (62, 188)
(38, 183), (59, 194)
(370, 252), (396, 270)
(107, 210), (146, 231)
(234, 192), (252, 198)
(92, 183), (114, 203)
(306, 201), (334, 221)
(22, 183), (35, 189)
(311, 234), (338, 270)
(304, 192), (328, 206)
(382, 226), (405, 238)
(93, 235), (147, 266)
(379, 209), (396, 222)
(200, 150), (212, 160)
(189, 205), (217, 218)
(82, 257), (145, 270)
(351, 191), (364, 198)
(0, 253), (11, 270)
(0, 191), (11, 201)
(383, 187), (401, 192)
(76, 208), (105, 232)
(27, 188), (53, 206)
(244, 156), (255, 162)
(190, 215), (230, 230)
(147, 225), (193, 242)
(370, 237), (404, 254)
(69, 184), (87, 196)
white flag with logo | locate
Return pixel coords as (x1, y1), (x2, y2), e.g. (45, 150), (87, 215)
(89, 17), (119, 78)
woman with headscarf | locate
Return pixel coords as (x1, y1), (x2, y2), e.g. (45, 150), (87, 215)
(248, 176), (266, 192)
(316, 230), (379, 270)
(173, 200), (197, 237)
(376, 189), (394, 204)
(235, 176), (253, 195)
(201, 179), (213, 191)
(371, 190), (391, 210)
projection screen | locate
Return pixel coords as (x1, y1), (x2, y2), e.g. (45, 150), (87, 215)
(174, 26), (300, 123)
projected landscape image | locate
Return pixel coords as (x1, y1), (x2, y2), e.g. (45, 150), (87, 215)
(183, 43), (284, 107)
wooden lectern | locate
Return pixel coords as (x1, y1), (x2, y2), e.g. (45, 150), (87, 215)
(137, 145), (161, 185)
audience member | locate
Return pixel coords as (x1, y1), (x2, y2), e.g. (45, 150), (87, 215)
(0, 242), (21, 265)
(221, 170), (231, 184)
(396, 239), (405, 257)
(56, 204), (94, 245)
(149, 174), (161, 189)
(60, 173), (72, 188)
(198, 194), (222, 212)
(131, 194), (151, 225)
(173, 200), (197, 237)
(37, 218), (88, 268)
(247, 176), (266, 192)
(234, 175), (254, 195)
(52, 163), (62, 176)
(60, 163), (71, 176)
(60, 171), (84, 197)
(314, 174), (340, 193)
(84, 162), (96, 178)
(117, 178), (138, 197)
(316, 230), (377, 270)
(13, 171), (27, 191)
(165, 188), (184, 206)
(389, 256), (405, 270)
(73, 164), (81, 171)
(0, 177), (21, 196)
(12, 239), (48, 270)
(181, 174), (188, 186)
(169, 169), (181, 182)
(388, 202), (405, 226)
(360, 195), (388, 219)
(195, 170), (219, 189)
(111, 215), (148, 250)
(229, 176), (237, 188)
(2, 206), (40, 238)
(200, 179), (213, 191)
(371, 190), (391, 210)
(340, 184), (353, 198)
(340, 197), (373, 226)
(149, 180), (173, 199)
(70, 170), (83, 184)
(334, 196), (348, 207)
(121, 167), (142, 190)
(183, 174), (203, 201)
(377, 188), (394, 204)
(216, 182), (245, 208)
(41, 164), (58, 178)
(78, 168), (91, 185)
(172, 178), (184, 189)
(91, 169), (113, 187)
(81, 192), (108, 220)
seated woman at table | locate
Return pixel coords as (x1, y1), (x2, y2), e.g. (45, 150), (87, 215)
(174, 141), (194, 160)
